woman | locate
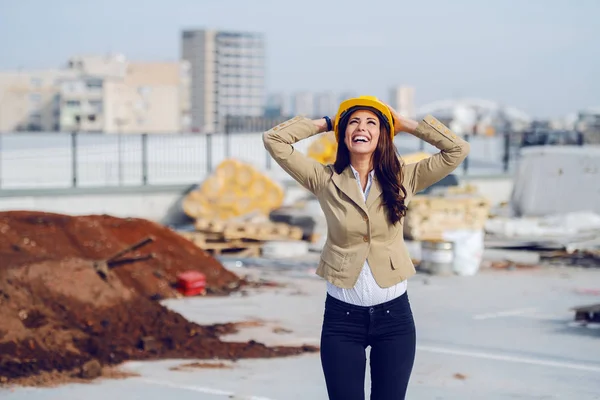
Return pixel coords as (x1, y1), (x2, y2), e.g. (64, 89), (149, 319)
(263, 95), (470, 399)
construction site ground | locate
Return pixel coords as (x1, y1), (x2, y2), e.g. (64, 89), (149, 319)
(2, 255), (599, 400)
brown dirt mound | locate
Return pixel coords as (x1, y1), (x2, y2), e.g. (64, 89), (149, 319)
(0, 211), (241, 297)
(0, 211), (318, 386)
(0, 258), (317, 384)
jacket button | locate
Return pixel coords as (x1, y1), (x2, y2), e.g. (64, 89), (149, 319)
(363, 215), (368, 221)
(363, 236), (369, 242)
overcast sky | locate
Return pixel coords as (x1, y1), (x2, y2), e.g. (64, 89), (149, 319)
(1, 0), (598, 118)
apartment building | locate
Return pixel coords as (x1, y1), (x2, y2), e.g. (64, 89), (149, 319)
(59, 59), (190, 133)
(181, 29), (265, 133)
(0, 69), (76, 132)
(59, 55), (190, 133)
(0, 54), (190, 133)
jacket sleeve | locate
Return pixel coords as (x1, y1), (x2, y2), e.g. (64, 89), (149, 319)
(263, 116), (331, 195)
(403, 115), (471, 194)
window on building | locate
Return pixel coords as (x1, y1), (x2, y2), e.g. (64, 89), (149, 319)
(88, 115), (96, 122)
(88, 100), (103, 112)
(29, 113), (42, 123)
(86, 79), (103, 89)
(66, 100), (81, 107)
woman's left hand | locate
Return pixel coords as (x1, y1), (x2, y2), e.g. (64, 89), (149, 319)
(386, 104), (418, 135)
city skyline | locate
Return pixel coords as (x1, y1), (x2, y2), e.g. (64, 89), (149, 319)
(1, 0), (599, 118)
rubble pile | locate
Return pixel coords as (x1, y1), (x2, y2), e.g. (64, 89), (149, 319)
(0, 211), (317, 385)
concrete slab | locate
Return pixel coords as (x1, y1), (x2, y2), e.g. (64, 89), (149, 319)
(2, 265), (600, 399)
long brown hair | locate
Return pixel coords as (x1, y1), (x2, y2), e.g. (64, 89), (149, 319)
(333, 106), (408, 225)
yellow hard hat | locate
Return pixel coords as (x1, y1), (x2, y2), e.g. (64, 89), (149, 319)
(334, 95), (394, 141)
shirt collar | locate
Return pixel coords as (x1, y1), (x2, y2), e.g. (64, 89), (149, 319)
(350, 165), (375, 179)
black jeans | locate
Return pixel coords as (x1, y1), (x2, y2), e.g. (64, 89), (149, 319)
(320, 292), (416, 400)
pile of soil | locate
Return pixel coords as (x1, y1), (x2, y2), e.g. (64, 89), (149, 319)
(0, 211), (242, 297)
(0, 211), (317, 385)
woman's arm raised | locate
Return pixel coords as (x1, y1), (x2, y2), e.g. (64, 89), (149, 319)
(387, 105), (470, 195)
(263, 116), (332, 195)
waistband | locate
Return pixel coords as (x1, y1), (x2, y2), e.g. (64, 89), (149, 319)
(325, 291), (408, 312)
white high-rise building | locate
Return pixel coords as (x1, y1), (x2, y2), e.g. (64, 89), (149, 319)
(389, 86), (416, 119)
(181, 29), (266, 133)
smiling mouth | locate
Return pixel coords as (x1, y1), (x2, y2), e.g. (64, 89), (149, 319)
(352, 135), (370, 143)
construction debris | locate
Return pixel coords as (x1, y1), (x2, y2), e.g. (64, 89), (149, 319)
(178, 214), (305, 257)
(182, 159), (285, 220)
(571, 303), (600, 327)
(540, 249), (600, 268)
(91, 236), (155, 281)
(261, 240), (309, 259)
(489, 261), (540, 270)
(483, 211), (600, 268)
(307, 131), (337, 164)
(511, 146), (600, 217)
(485, 211), (600, 242)
(194, 215), (304, 241)
(169, 361), (232, 371)
(176, 271), (207, 296)
(404, 188), (490, 241)
(453, 373), (468, 380)
(0, 211), (318, 386)
(179, 160), (308, 257)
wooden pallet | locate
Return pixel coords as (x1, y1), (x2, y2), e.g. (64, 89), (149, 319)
(179, 231), (263, 257)
(193, 218), (304, 241)
(404, 193), (491, 240)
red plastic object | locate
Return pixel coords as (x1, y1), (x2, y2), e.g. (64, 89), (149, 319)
(176, 271), (206, 296)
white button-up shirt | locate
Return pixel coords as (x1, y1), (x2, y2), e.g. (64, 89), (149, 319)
(326, 165), (408, 306)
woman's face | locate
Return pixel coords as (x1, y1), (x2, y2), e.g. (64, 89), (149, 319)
(344, 110), (381, 154)
(343, 109), (381, 156)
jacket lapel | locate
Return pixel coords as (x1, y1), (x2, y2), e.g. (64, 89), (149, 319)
(331, 166), (368, 214)
(366, 175), (383, 210)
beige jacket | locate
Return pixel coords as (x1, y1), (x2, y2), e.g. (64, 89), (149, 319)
(263, 115), (470, 289)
